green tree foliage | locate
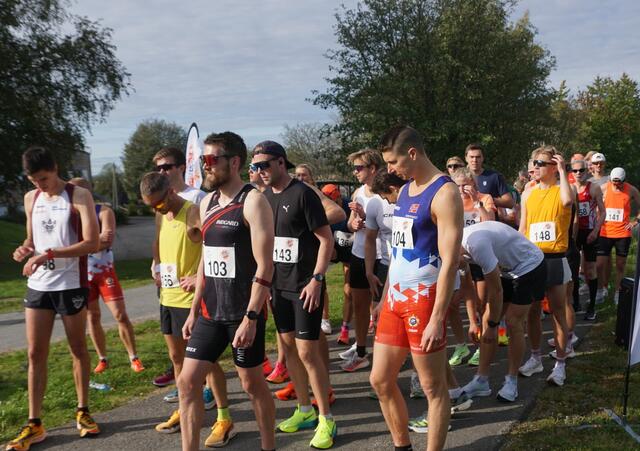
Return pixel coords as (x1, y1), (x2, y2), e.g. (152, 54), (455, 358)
(121, 119), (186, 200)
(93, 162), (128, 207)
(312, 0), (555, 175)
(543, 81), (585, 156)
(0, 0), (130, 197)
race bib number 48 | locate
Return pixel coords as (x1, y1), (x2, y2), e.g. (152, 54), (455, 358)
(273, 237), (299, 263)
(606, 208), (623, 222)
(392, 217), (414, 249)
(203, 246), (235, 278)
(530, 221), (556, 243)
(160, 263), (180, 288)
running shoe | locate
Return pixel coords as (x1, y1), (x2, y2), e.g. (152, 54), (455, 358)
(546, 365), (566, 387)
(519, 356), (543, 377)
(277, 406), (318, 433)
(155, 410), (180, 433)
(340, 353), (369, 372)
(5, 422), (46, 451)
(578, 283), (589, 296)
(131, 358), (145, 373)
(467, 348), (480, 366)
(204, 419), (237, 447)
(549, 346), (576, 360)
(584, 310), (597, 321)
(408, 413), (452, 433)
(409, 372), (425, 399)
(321, 319), (332, 335)
(337, 327), (349, 345)
(498, 330), (509, 347)
(448, 344), (470, 366)
(76, 411), (100, 437)
(275, 382), (297, 401)
(312, 387), (336, 408)
(203, 386), (216, 410)
(309, 415), (337, 449)
(262, 357), (274, 378)
(541, 297), (551, 314)
(595, 288), (607, 305)
(547, 334), (579, 348)
(496, 377), (518, 402)
(163, 388), (179, 403)
(461, 376), (491, 398)
(153, 367), (175, 387)
(338, 343), (357, 360)
(266, 362), (289, 384)
(614, 291), (620, 305)
(451, 392), (473, 414)
(93, 359), (108, 374)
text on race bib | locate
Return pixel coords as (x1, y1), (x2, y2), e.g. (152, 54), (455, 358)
(273, 237), (299, 263)
(160, 263), (180, 288)
(203, 246), (235, 278)
(334, 230), (354, 248)
(463, 211), (480, 228)
(392, 217), (414, 249)
(606, 208), (624, 223)
(578, 202), (591, 217)
(529, 221), (556, 243)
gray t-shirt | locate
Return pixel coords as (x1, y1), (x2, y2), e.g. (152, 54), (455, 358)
(588, 174), (609, 188)
(462, 221), (543, 279)
(365, 197), (394, 265)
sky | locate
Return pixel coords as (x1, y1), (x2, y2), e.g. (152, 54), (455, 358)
(65, 0), (640, 175)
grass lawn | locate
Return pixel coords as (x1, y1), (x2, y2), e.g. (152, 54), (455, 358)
(0, 263), (347, 441)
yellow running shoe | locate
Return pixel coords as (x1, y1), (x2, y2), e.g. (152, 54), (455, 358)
(204, 419), (237, 448)
(76, 411), (100, 437)
(5, 423), (46, 451)
(309, 415), (337, 449)
(155, 410), (180, 434)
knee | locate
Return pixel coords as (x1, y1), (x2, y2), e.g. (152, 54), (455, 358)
(421, 379), (447, 401)
(240, 375), (261, 398)
(370, 371), (392, 394)
(114, 310), (129, 324)
(176, 374), (198, 399)
(297, 347), (315, 366)
(505, 316), (524, 335)
(68, 341), (89, 361)
(27, 345), (48, 364)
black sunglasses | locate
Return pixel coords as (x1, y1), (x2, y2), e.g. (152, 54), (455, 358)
(353, 164), (370, 172)
(156, 163), (177, 172)
(571, 168), (586, 173)
(447, 164), (463, 169)
(533, 160), (557, 168)
(249, 158), (278, 172)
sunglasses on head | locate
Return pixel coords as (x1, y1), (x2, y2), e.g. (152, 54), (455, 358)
(353, 164), (369, 172)
(532, 160), (557, 168)
(249, 157), (278, 172)
(200, 153), (231, 167)
(447, 164), (463, 169)
(571, 168), (586, 173)
(155, 163), (177, 172)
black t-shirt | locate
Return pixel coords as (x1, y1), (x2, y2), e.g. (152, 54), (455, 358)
(476, 169), (509, 199)
(264, 179), (329, 292)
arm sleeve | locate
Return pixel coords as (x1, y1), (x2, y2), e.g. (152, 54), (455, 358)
(495, 173), (510, 197)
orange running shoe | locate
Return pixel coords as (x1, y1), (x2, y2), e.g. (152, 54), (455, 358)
(262, 357), (274, 378)
(93, 359), (108, 374)
(266, 362), (289, 384)
(312, 387), (336, 408)
(337, 327), (349, 345)
(131, 358), (145, 373)
(542, 296), (551, 315)
(275, 382), (297, 401)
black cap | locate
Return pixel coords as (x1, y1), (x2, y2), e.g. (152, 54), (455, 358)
(253, 140), (295, 169)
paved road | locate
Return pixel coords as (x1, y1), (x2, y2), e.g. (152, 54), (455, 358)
(111, 216), (155, 261)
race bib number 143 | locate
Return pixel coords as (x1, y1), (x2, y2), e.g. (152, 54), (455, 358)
(273, 237), (299, 263)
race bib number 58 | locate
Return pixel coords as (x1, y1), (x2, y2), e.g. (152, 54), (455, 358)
(530, 221), (556, 243)
(203, 246), (235, 278)
(273, 237), (299, 263)
(391, 217), (414, 249)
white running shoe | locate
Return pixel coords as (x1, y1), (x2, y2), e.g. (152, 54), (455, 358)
(546, 364), (566, 386)
(461, 376), (491, 398)
(338, 343), (357, 360)
(519, 356), (543, 377)
(578, 283), (589, 296)
(595, 288), (608, 305)
(451, 393), (473, 414)
(614, 291), (619, 305)
(340, 353), (370, 372)
(410, 372), (425, 398)
(496, 377), (518, 402)
(549, 346), (576, 360)
(321, 319), (332, 335)
(547, 334), (578, 348)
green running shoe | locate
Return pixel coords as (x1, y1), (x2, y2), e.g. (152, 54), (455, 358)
(448, 344), (471, 366)
(277, 405), (318, 433)
(408, 413), (452, 434)
(310, 415), (337, 449)
(467, 348), (480, 366)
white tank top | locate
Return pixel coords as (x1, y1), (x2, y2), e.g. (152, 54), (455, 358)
(351, 185), (383, 259)
(28, 184), (84, 291)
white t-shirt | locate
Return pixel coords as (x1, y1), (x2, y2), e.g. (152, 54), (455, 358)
(351, 186), (384, 259)
(365, 198), (394, 265)
(178, 185), (206, 206)
(461, 221), (543, 279)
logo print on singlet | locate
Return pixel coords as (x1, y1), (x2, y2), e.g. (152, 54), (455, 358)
(409, 204), (420, 214)
(42, 219), (56, 233)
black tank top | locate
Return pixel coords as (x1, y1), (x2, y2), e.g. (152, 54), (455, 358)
(201, 184), (256, 322)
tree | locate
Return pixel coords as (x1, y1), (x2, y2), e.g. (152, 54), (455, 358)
(0, 0), (130, 200)
(93, 162), (128, 207)
(121, 119), (186, 201)
(312, 0), (555, 176)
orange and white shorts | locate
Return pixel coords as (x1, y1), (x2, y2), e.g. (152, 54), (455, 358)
(89, 268), (124, 303)
(374, 283), (446, 355)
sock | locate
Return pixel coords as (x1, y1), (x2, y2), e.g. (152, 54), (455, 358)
(217, 407), (231, 421)
(320, 413), (333, 421)
(587, 278), (598, 311)
(299, 404), (313, 413)
(449, 387), (462, 399)
(356, 345), (367, 358)
(77, 406), (89, 413)
(531, 349), (541, 360)
(395, 445), (413, 451)
(98, 356), (107, 362)
(28, 418), (42, 426)
(129, 355), (138, 362)
(476, 375), (488, 384)
(506, 375), (517, 385)
(554, 358), (566, 368)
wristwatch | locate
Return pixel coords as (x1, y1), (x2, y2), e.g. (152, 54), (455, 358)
(313, 273), (325, 282)
(487, 320), (500, 328)
(245, 310), (259, 321)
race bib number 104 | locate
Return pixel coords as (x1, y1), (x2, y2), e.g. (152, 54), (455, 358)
(391, 217), (414, 249)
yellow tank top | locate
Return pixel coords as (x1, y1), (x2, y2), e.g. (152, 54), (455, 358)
(159, 201), (201, 308)
(525, 184), (571, 254)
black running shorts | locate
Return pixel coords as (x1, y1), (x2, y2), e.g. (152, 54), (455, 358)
(501, 261), (546, 306)
(185, 315), (266, 368)
(160, 304), (190, 337)
(24, 287), (88, 315)
(576, 229), (597, 262)
(597, 236), (631, 258)
(271, 288), (324, 340)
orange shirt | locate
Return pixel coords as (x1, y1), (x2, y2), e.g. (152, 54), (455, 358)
(601, 182), (632, 238)
(462, 193), (495, 227)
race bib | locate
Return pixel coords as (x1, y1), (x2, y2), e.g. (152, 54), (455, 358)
(160, 263), (179, 288)
(391, 217), (414, 249)
(334, 230), (354, 248)
(273, 237), (299, 263)
(203, 246), (235, 278)
(578, 202), (590, 217)
(606, 208), (624, 222)
(529, 221), (556, 243)
(463, 211), (480, 227)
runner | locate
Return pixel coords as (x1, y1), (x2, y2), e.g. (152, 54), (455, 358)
(465, 143), (515, 210)
(570, 159), (605, 320)
(140, 172), (201, 434)
(370, 125), (463, 451)
(341, 149), (385, 372)
(459, 221), (546, 402)
(588, 152), (609, 187)
(8, 147), (101, 451)
(295, 164), (316, 185)
(253, 140), (337, 449)
(518, 146), (574, 386)
(68, 178), (144, 374)
(597, 168), (640, 304)
(445, 156), (465, 176)
(179, 132), (276, 451)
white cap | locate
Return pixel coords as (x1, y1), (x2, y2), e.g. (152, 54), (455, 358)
(591, 152), (606, 163)
(610, 167), (626, 182)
